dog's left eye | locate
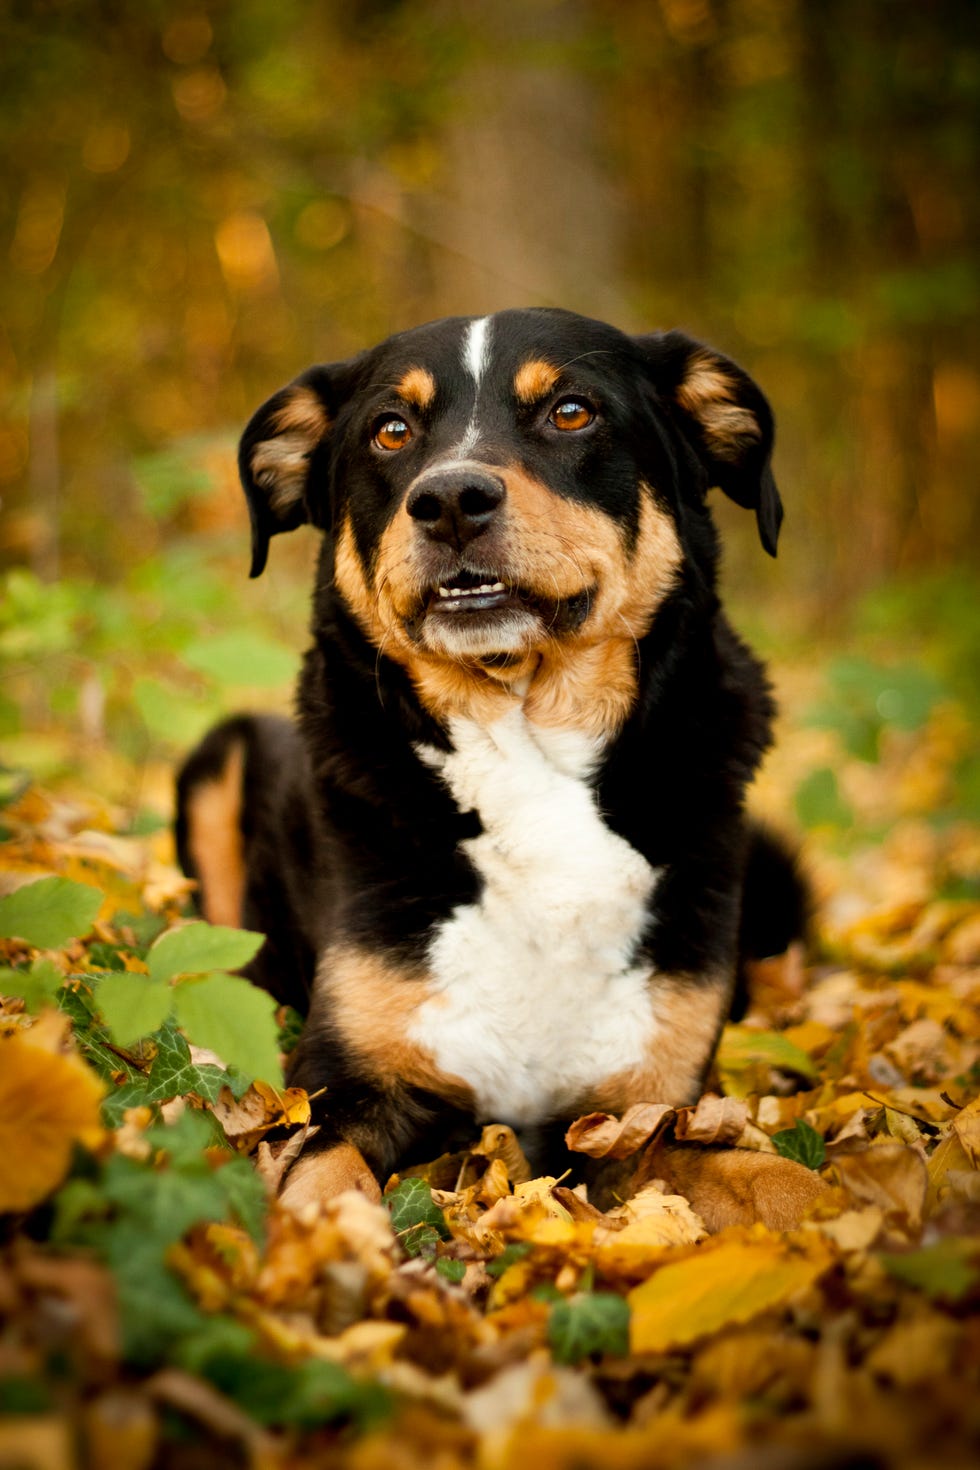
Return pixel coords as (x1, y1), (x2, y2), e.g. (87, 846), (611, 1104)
(373, 416), (413, 451)
(549, 398), (595, 432)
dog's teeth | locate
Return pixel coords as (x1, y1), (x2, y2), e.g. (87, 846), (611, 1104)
(489, 582), (505, 592)
(438, 587), (451, 597)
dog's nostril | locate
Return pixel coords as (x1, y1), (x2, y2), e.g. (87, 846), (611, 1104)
(408, 492), (442, 524)
(458, 483), (503, 519)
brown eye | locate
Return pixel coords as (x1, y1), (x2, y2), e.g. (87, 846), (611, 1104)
(374, 416), (413, 451)
(549, 398), (595, 432)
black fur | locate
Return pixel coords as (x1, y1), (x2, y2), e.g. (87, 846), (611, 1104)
(178, 307), (803, 1186)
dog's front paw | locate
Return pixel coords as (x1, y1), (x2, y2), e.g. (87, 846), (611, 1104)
(279, 1142), (382, 1211)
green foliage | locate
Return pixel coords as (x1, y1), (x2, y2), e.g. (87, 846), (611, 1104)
(172, 973), (283, 1087)
(181, 631), (297, 688)
(193, 1349), (390, 1431)
(0, 957), (63, 1013)
(879, 1240), (980, 1303)
(147, 923), (265, 983)
(548, 1292), (631, 1364)
(52, 1110), (267, 1366)
(0, 876), (102, 948)
(794, 767), (853, 832)
(385, 1177), (449, 1257)
(98, 971), (172, 1048)
(486, 1242), (533, 1278)
(804, 657), (944, 764)
(72, 909), (283, 1086)
(772, 1119), (827, 1170)
(435, 1257), (466, 1283)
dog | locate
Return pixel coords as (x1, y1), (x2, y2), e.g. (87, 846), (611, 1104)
(176, 307), (803, 1208)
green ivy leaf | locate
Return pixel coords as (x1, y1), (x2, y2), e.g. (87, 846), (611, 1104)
(548, 1292), (631, 1365)
(214, 1155), (268, 1246)
(97, 972), (173, 1048)
(0, 876), (102, 948)
(148, 923), (265, 983)
(772, 1119), (827, 1169)
(435, 1257), (466, 1284)
(172, 972), (283, 1085)
(879, 1239), (980, 1303)
(385, 1177), (449, 1249)
(144, 1020), (227, 1104)
(0, 958), (63, 1012)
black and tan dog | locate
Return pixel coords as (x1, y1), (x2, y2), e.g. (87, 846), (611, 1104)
(176, 308), (802, 1207)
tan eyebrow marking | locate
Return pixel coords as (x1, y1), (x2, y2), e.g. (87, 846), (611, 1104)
(514, 358), (560, 405)
(396, 366), (437, 410)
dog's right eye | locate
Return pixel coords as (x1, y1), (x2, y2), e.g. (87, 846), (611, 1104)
(373, 416), (413, 452)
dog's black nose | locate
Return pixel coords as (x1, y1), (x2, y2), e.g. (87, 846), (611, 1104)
(406, 468), (505, 549)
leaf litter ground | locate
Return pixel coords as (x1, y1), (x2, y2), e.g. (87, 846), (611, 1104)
(1, 661), (980, 1470)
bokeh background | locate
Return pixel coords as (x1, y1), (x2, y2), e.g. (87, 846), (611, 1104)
(1, 0), (978, 843)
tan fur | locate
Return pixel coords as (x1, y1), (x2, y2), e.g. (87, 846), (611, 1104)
(184, 741), (246, 928)
(587, 974), (730, 1113)
(249, 386), (330, 512)
(676, 352), (761, 458)
(322, 946), (475, 1110)
(657, 1145), (829, 1232)
(513, 358), (559, 404)
(343, 467), (682, 741)
(396, 366), (437, 410)
(279, 1142), (381, 1210)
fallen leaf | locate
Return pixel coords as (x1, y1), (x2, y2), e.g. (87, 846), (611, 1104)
(629, 1237), (830, 1352)
(211, 1080), (311, 1152)
(831, 1144), (928, 1229)
(673, 1094), (748, 1145)
(0, 1025), (105, 1212)
(564, 1103), (674, 1160)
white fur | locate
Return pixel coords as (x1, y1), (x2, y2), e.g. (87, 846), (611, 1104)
(451, 316), (492, 460)
(462, 315), (491, 384)
(411, 707), (661, 1125)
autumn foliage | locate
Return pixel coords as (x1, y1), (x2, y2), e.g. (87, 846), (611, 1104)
(2, 658), (980, 1470)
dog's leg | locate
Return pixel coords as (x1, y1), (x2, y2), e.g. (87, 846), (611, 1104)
(279, 1140), (382, 1208)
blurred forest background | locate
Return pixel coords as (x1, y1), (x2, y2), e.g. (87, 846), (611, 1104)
(1, 0), (978, 829)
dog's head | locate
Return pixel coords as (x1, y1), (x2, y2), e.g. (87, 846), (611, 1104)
(240, 308), (780, 717)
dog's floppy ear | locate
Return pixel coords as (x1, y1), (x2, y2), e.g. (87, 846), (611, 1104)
(639, 331), (783, 556)
(238, 364), (346, 577)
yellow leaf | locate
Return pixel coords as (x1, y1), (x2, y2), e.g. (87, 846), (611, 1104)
(0, 1024), (105, 1211)
(629, 1238), (829, 1353)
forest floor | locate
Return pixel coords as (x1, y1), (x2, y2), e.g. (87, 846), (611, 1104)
(1, 610), (979, 1470)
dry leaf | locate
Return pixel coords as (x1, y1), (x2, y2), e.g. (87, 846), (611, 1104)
(210, 1080), (310, 1152)
(673, 1093), (748, 1145)
(0, 1025), (105, 1212)
(832, 1144), (928, 1229)
(629, 1237), (831, 1353)
(564, 1103), (675, 1159)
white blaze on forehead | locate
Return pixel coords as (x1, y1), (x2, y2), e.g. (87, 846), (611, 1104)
(450, 316), (492, 460)
(462, 316), (492, 384)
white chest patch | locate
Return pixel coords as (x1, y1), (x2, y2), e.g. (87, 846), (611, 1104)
(411, 709), (661, 1125)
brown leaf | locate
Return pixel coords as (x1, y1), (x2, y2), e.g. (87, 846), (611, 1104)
(210, 1080), (310, 1152)
(674, 1093), (748, 1145)
(564, 1102), (675, 1159)
(473, 1122), (532, 1184)
(831, 1143), (928, 1229)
